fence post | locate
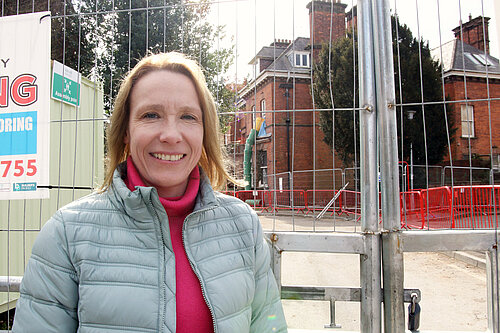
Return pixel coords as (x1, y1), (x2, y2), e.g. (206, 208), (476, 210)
(358, 0), (381, 332)
(370, 0), (405, 331)
(487, 247), (500, 332)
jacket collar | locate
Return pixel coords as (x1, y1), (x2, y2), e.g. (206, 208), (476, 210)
(108, 162), (218, 222)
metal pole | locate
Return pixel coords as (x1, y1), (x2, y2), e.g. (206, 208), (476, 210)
(358, 0), (381, 332)
(486, 247), (500, 332)
(371, 0), (404, 331)
(410, 142), (414, 191)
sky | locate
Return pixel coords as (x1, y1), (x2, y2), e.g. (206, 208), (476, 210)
(204, 0), (498, 82)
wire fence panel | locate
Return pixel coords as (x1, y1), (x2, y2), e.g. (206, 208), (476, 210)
(1, 0), (499, 331)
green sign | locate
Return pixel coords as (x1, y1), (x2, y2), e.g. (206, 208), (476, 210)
(51, 60), (81, 107)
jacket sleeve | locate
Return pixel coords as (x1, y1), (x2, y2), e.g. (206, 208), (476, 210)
(249, 212), (288, 333)
(13, 211), (79, 333)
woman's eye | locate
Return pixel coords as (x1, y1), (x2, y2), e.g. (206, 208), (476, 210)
(143, 113), (159, 119)
(182, 114), (196, 120)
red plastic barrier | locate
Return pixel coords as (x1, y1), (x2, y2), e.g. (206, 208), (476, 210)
(304, 190), (343, 215)
(236, 190), (272, 212)
(340, 190), (361, 219)
(220, 191), (237, 197)
(452, 185), (500, 229)
(268, 190), (307, 213)
(400, 191), (425, 229)
(420, 186), (452, 229)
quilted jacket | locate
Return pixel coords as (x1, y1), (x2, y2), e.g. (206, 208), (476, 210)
(13, 166), (288, 333)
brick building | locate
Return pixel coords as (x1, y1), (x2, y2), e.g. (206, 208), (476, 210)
(231, 0), (348, 191)
(431, 15), (500, 170)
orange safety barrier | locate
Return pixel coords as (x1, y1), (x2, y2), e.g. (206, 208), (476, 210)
(304, 190), (343, 216)
(268, 190), (307, 213)
(452, 185), (500, 229)
(400, 191), (425, 229)
(235, 190), (272, 212)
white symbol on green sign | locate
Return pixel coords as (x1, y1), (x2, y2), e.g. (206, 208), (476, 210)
(51, 60), (81, 107)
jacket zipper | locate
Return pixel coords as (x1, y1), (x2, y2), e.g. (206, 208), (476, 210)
(182, 207), (218, 333)
(146, 198), (167, 332)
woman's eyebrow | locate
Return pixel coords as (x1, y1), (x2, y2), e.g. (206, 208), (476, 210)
(134, 104), (164, 114)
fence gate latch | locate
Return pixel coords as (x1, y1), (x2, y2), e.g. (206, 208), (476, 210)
(408, 292), (421, 331)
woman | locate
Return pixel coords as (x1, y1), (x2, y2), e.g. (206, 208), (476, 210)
(13, 52), (288, 333)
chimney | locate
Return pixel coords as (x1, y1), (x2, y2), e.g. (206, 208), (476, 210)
(452, 15), (490, 54)
(307, 0), (348, 60)
(270, 39), (291, 48)
(346, 5), (357, 31)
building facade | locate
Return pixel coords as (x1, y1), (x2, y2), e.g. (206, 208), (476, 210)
(231, 0), (348, 191)
(432, 15), (500, 170)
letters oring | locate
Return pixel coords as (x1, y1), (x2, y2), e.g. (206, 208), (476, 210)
(0, 116), (33, 133)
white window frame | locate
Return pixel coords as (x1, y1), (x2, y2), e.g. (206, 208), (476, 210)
(260, 99), (266, 119)
(288, 51), (310, 68)
(461, 104), (475, 138)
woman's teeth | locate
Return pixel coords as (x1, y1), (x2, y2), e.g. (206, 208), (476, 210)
(152, 153), (184, 161)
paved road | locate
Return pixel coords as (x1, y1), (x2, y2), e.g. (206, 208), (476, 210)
(258, 213), (489, 332)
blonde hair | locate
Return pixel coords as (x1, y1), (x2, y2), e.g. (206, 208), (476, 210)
(101, 52), (234, 191)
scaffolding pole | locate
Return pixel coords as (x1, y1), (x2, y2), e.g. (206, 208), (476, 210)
(357, 0), (381, 332)
(370, 0), (405, 331)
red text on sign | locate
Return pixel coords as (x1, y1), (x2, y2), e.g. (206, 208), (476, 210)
(1, 159), (37, 177)
(0, 74), (38, 108)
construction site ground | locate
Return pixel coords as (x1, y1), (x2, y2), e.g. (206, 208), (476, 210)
(258, 213), (489, 332)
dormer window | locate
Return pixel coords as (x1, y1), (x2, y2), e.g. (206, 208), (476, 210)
(288, 52), (310, 68)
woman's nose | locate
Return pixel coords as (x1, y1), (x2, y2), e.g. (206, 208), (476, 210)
(159, 119), (182, 143)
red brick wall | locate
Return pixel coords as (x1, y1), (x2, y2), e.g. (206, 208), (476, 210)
(308, 1), (347, 61)
(234, 77), (343, 190)
(444, 77), (500, 163)
(452, 16), (490, 54)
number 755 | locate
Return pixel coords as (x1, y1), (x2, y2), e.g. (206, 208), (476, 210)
(0, 159), (37, 178)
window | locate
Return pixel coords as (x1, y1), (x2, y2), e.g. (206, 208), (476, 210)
(461, 105), (474, 138)
(260, 99), (266, 119)
(288, 52), (310, 67)
(465, 52), (492, 66)
(302, 54), (308, 66)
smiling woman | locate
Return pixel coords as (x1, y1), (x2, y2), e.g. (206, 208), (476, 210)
(125, 70), (204, 197)
(12, 52), (288, 333)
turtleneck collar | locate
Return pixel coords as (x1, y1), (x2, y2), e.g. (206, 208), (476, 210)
(125, 156), (200, 218)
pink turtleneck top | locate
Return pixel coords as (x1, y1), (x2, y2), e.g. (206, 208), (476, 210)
(125, 157), (214, 333)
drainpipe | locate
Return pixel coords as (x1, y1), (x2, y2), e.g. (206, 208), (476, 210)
(244, 128), (257, 190)
(280, 83), (293, 180)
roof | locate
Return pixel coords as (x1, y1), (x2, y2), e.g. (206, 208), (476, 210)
(431, 39), (500, 76)
(239, 37), (313, 99)
(265, 37), (311, 72)
(248, 46), (288, 65)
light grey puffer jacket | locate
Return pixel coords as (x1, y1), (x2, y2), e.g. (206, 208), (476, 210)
(13, 167), (287, 333)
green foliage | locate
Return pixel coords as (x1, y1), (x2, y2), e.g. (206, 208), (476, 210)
(3, 0), (236, 132)
(314, 16), (455, 167)
(93, 0), (236, 132)
(314, 35), (359, 166)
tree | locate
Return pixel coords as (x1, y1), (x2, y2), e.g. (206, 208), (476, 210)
(4, 0), (236, 130)
(314, 16), (455, 167)
(94, 0), (236, 128)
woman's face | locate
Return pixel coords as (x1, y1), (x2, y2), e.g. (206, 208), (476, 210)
(125, 70), (204, 197)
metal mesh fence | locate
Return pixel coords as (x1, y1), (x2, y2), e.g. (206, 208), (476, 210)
(0, 0), (499, 331)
